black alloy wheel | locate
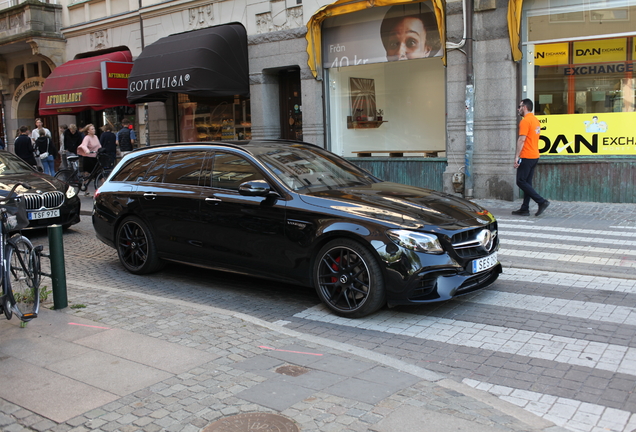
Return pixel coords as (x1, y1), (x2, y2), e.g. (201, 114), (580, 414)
(314, 239), (386, 318)
(116, 217), (164, 274)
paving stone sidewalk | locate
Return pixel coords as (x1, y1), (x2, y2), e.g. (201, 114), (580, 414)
(0, 278), (567, 432)
(3, 194), (631, 432)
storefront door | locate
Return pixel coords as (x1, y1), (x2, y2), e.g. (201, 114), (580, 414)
(279, 69), (303, 141)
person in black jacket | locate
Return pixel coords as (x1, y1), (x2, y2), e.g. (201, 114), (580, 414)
(35, 128), (58, 176)
(14, 125), (37, 168)
(63, 124), (83, 156)
(99, 124), (117, 168)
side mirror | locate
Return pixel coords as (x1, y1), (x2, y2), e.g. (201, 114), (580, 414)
(239, 180), (274, 197)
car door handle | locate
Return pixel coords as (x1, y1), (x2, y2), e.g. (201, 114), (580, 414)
(143, 192), (157, 200)
(205, 196), (222, 204)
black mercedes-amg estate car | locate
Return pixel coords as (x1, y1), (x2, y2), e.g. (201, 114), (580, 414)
(92, 140), (501, 317)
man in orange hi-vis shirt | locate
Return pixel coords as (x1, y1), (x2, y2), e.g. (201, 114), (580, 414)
(512, 99), (550, 217)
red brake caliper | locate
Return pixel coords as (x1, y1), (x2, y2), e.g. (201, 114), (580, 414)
(331, 256), (341, 283)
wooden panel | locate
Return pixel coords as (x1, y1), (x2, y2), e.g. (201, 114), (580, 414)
(347, 156), (636, 203)
(347, 157), (446, 191)
(534, 158), (636, 203)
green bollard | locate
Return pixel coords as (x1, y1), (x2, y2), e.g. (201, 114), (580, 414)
(48, 224), (68, 309)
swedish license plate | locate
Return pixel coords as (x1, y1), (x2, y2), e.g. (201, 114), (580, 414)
(471, 252), (498, 273)
(28, 209), (60, 220)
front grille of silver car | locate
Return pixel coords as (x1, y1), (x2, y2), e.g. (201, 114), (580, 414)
(22, 192), (65, 211)
(451, 222), (498, 259)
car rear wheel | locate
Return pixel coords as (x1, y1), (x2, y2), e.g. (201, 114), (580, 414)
(116, 217), (164, 274)
(314, 239), (385, 318)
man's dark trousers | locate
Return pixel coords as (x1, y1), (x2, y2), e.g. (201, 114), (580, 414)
(516, 158), (546, 211)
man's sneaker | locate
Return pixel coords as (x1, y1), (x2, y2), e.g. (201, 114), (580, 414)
(511, 209), (530, 216)
(535, 200), (550, 216)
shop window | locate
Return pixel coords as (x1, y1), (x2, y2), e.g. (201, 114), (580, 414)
(523, 0), (636, 157)
(178, 94), (251, 142)
(533, 37), (635, 115)
(327, 58), (445, 157)
(322, 2), (446, 158)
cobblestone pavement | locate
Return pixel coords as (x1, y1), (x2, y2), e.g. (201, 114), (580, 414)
(1, 196), (635, 432)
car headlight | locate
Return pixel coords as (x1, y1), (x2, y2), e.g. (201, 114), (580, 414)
(66, 186), (77, 199)
(386, 229), (444, 254)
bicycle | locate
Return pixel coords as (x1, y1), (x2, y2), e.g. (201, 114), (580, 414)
(54, 148), (114, 194)
(0, 182), (42, 327)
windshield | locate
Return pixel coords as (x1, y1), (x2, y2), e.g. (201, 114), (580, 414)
(253, 145), (379, 192)
(0, 152), (36, 175)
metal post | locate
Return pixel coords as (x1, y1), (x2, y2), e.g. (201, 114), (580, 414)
(48, 224), (67, 309)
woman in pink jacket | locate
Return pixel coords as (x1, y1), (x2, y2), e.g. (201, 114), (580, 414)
(77, 124), (101, 176)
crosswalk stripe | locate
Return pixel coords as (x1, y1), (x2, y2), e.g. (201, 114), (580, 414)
(498, 268), (636, 293)
(462, 379), (636, 432)
(500, 239), (636, 256)
(499, 230), (636, 247)
(294, 305), (636, 375)
(498, 223), (636, 238)
(459, 290), (636, 326)
(500, 248), (636, 268)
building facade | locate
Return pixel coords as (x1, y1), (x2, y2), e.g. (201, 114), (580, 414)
(0, 0), (633, 202)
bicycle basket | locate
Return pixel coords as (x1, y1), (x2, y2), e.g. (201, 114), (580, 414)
(0, 192), (28, 232)
(96, 149), (114, 168)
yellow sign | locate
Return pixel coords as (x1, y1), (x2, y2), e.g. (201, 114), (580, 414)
(537, 112), (636, 156)
(573, 38), (627, 64)
(535, 43), (569, 66)
(45, 92), (83, 105)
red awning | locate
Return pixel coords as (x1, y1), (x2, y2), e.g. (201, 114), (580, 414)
(39, 51), (133, 115)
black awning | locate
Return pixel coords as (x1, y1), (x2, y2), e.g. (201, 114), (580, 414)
(127, 23), (249, 104)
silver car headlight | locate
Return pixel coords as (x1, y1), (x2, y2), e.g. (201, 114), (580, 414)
(66, 186), (77, 199)
(386, 229), (444, 254)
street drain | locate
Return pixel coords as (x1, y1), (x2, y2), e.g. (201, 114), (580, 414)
(275, 364), (309, 377)
(202, 413), (299, 432)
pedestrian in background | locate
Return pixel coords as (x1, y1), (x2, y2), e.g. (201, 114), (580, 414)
(512, 98), (550, 217)
(14, 125), (37, 169)
(31, 118), (51, 144)
(99, 124), (117, 168)
(35, 128), (58, 176)
(116, 118), (135, 157)
(63, 124), (83, 156)
(59, 124), (68, 169)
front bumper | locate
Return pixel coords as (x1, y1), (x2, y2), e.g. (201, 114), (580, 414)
(378, 244), (502, 306)
(24, 197), (81, 229)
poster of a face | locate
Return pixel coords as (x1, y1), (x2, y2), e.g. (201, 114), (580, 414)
(322, 2), (441, 69)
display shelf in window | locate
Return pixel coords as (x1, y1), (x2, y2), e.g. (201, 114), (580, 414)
(347, 116), (387, 129)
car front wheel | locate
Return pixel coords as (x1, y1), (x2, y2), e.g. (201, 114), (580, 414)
(314, 239), (385, 318)
(116, 217), (164, 274)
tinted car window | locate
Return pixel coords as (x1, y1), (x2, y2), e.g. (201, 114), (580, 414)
(143, 153), (169, 183)
(253, 147), (376, 192)
(163, 151), (207, 186)
(111, 154), (159, 182)
(211, 153), (264, 191)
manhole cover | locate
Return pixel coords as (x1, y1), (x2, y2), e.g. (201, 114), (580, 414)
(275, 364), (309, 377)
(202, 413), (299, 432)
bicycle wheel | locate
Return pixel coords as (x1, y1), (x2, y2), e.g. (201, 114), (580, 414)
(94, 170), (108, 190)
(6, 235), (40, 321)
(55, 169), (80, 193)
